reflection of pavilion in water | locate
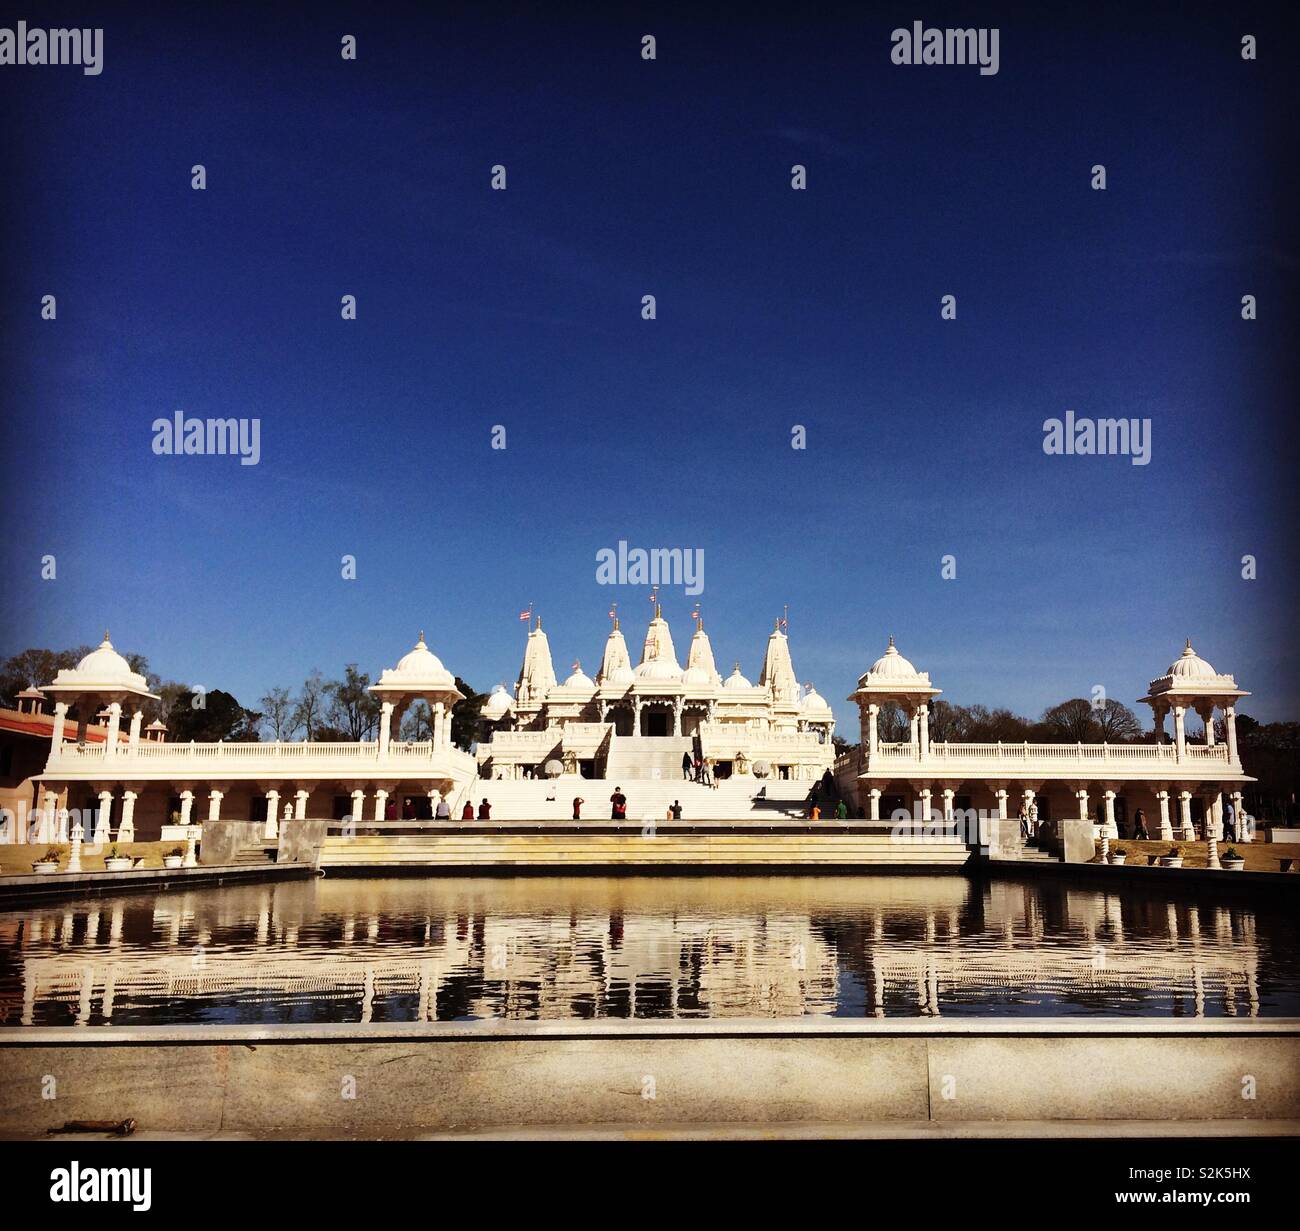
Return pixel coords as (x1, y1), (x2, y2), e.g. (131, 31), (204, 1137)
(0, 878), (1267, 1025)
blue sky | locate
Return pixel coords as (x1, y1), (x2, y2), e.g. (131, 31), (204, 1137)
(1, 1), (1296, 728)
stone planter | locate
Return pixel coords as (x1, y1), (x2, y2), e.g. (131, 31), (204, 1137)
(1222, 857), (1245, 872)
(103, 857), (133, 872)
(1110, 854), (1127, 866)
(162, 855), (184, 869)
(1158, 855), (1183, 868)
(31, 861), (60, 875)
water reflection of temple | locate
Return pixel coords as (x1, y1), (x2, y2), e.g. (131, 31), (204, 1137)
(0, 877), (1278, 1026)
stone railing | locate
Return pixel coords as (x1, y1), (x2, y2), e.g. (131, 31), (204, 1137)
(865, 740), (1233, 770)
(45, 737), (477, 779)
(698, 727), (829, 765)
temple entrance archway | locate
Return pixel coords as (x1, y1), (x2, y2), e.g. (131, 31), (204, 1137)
(641, 708), (670, 737)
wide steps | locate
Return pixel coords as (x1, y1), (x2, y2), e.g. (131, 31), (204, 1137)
(472, 776), (817, 821)
(317, 833), (970, 867)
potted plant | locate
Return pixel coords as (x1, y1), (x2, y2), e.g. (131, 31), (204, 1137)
(31, 847), (61, 874)
(162, 846), (185, 869)
(1221, 847), (1246, 872)
(1158, 844), (1184, 868)
(1111, 846), (1127, 866)
(103, 845), (133, 872)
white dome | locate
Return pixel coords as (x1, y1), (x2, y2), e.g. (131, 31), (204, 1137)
(634, 659), (682, 683)
(801, 685), (831, 714)
(482, 685), (512, 718)
(603, 665), (634, 688)
(375, 633), (457, 690)
(1167, 640), (1216, 680)
(682, 665), (712, 686)
(46, 634), (153, 696)
(866, 638), (919, 679)
(562, 667), (595, 690)
(723, 665), (753, 690)
(75, 636), (138, 683)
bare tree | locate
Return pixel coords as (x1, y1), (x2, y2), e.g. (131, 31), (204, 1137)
(292, 670), (329, 741)
(1041, 698), (1099, 742)
(400, 700), (433, 741)
(1094, 698), (1142, 741)
(325, 664), (380, 741)
(876, 700), (909, 743)
(259, 686), (297, 741)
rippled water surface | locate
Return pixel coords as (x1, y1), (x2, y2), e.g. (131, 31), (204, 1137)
(1, 875), (1295, 1024)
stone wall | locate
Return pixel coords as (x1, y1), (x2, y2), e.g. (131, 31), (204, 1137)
(1, 1021), (1295, 1136)
(277, 820), (328, 866)
(197, 820), (263, 865)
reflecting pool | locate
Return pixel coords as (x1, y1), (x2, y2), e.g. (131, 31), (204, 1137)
(1, 875), (1294, 1025)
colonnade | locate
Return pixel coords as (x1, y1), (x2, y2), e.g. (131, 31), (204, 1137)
(856, 780), (1249, 842)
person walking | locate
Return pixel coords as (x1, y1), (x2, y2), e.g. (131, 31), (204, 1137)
(572, 796), (585, 820)
(610, 787), (627, 820)
(1223, 799), (1236, 843)
(682, 751), (693, 780)
(1133, 807), (1149, 840)
(1028, 800), (1039, 836)
(1018, 799), (1030, 840)
(834, 799), (848, 820)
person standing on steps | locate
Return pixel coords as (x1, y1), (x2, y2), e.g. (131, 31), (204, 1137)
(573, 796), (585, 820)
(682, 751), (693, 780)
(610, 786), (627, 820)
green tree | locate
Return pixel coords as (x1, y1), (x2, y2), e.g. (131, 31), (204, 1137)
(168, 689), (262, 742)
(451, 677), (485, 751)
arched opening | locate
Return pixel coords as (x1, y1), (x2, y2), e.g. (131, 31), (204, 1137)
(639, 704), (673, 737)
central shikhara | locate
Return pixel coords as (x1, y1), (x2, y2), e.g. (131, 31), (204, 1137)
(479, 608), (835, 783)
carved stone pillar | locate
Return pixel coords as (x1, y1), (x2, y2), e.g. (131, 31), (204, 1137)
(118, 790), (137, 841)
